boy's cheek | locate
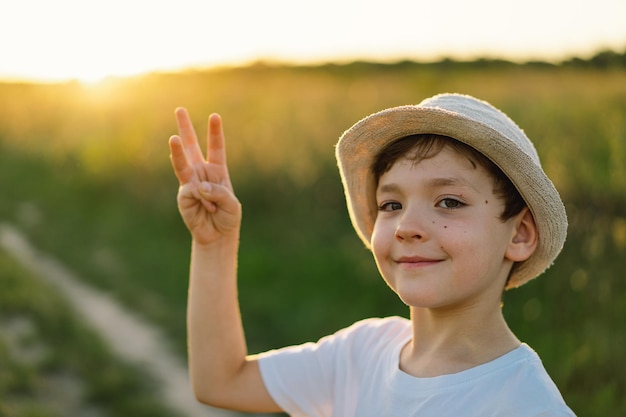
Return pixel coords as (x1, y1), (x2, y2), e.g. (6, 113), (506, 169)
(370, 224), (389, 253)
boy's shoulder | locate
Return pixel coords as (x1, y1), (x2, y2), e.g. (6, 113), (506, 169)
(325, 316), (411, 358)
(501, 344), (575, 415)
(441, 343), (576, 416)
(336, 316), (411, 342)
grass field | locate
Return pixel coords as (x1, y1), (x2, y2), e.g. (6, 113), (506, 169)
(0, 59), (624, 415)
(0, 249), (181, 416)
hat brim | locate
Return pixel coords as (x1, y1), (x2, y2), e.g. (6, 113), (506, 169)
(336, 105), (567, 289)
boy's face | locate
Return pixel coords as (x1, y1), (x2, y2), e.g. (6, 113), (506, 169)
(371, 146), (523, 310)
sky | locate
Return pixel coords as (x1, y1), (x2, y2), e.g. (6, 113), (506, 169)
(1, 0), (625, 83)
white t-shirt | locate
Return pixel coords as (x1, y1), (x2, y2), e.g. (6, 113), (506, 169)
(258, 316), (575, 417)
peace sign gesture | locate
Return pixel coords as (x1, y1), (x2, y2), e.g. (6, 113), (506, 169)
(169, 108), (242, 245)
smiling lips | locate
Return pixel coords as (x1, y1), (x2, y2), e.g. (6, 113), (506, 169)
(395, 256), (442, 267)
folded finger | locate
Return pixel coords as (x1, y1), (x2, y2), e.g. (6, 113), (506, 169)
(198, 181), (240, 214)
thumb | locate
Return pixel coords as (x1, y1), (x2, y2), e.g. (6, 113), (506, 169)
(198, 182), (241, 215)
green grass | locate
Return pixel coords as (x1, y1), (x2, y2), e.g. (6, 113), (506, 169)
(0, 61), (625, 415)
(0, 249), (182, 417)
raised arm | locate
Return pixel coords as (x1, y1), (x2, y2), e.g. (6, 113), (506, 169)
(169, 109), (280, 412)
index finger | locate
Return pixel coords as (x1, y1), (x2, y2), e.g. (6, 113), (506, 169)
(175, 107), (205, 165)
(207, 113), (227, 166)
(168, 135), (194, 185)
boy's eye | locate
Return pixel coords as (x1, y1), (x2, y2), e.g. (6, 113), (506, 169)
(437, 198), (464, 209)
(378, 201), (402, 211)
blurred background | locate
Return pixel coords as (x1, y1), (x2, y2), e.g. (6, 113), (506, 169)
(1, 1), (625, 416)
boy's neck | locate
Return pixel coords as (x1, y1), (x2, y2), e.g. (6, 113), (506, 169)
(400, 304), (520, 378)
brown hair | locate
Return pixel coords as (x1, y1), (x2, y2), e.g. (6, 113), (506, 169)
(372, 134), (526, 221)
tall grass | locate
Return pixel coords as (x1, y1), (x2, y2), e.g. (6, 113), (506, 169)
(0, 62), (624, 415)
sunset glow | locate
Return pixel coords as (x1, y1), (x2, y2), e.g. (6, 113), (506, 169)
(2, 0), (625, 83)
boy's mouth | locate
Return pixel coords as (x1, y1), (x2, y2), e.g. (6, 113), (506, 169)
(395, 256), (442, 267)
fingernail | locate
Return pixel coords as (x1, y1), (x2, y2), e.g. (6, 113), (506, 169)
(200, 182), (211, 193)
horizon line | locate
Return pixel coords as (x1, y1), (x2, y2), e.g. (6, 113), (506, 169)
(2, 46), (624, 85)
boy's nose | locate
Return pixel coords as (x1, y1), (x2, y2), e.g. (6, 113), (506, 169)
(394, 213), (427, 241)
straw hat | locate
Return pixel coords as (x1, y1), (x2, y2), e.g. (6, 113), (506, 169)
(336, 93), (567, 289)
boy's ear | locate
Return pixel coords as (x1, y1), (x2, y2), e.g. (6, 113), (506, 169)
(505, 207), (539, 262)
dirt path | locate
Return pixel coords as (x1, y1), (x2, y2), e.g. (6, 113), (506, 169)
(0, 223), (244, 417)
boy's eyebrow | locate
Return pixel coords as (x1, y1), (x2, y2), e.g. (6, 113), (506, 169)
(377, 177), (478, 194)
(428, 177), (475, 189)
(377, 183), (401, 194)
(427, 177), (483, 195)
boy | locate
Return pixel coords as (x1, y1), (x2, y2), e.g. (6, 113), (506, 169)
(168, 93), (575, 416)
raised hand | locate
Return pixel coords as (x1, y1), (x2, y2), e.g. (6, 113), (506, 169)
(169, 108), (241, 245)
